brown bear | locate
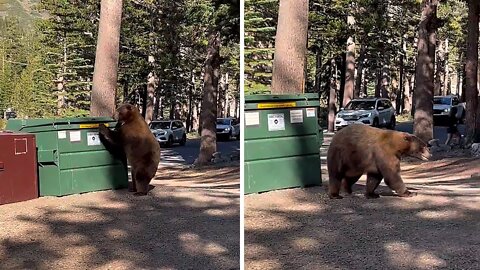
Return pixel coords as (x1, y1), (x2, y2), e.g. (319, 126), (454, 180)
(99, 104), (161, 196)
(327, 124), (431, 199)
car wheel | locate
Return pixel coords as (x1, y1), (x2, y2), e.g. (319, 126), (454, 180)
(166, 135), (173, 147)
(388, 116), (396, 130)
(372, 118), (379, 128)
(180, 134), (187, 146)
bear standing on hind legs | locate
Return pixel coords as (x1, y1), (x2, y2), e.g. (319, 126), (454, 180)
(99, 104), (161, 196)
(327, 124), (431, 199)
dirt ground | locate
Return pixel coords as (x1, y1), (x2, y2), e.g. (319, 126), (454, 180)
(245, 157), (480, 270)
(0, 166), (240, 270)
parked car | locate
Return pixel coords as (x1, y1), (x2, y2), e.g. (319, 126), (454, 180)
(1, 108), (16, 120)
(433, 95), (465, 123)
(149, 120), (187, 147)
(335, 97), (396, 130)
(216, 118), (240, 140)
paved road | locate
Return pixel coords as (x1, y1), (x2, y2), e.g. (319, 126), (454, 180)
(395, 121), (466, 144)
(160, 137), (240, 166)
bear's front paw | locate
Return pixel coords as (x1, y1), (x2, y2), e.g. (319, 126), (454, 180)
(98, 123), (109, 133)
(365, 193), (380, 199)
(328, 193), (343, 199)
(398, 190), (417, 197)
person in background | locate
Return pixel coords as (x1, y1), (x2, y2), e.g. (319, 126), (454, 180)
(445, 106), (463, 146)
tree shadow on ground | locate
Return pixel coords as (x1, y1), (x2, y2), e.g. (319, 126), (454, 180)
(0, 167), (240, 269)
(245, 169), (480, 269)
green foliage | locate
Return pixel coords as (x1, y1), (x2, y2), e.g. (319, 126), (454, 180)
(244, 0), (278, 94)
(247, 0), (467, 100)
(0, 0), (239, 121)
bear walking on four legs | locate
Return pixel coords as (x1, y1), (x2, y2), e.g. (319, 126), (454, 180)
(99, 104), (161, 196)
(327, 124), (431, 199)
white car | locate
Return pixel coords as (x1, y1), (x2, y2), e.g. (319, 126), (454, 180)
(216, 118), (240, 140)
(335, 98), (396, 130)
(149, 120), (187, 147)
(433, 95), (465, 122)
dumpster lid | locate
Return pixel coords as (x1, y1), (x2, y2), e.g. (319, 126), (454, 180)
(6, 117), (116, 132)
(244, 93), (319, 103)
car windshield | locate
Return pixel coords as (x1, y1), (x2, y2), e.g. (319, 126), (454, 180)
(217, 119), (231, 125)
(344, 101), (376, 110)
(150, 122), (171, 129)
(434, 97), (451, 105)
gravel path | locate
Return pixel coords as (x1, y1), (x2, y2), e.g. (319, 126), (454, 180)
(0, 166), (240, 270)
(245, 157), (480, 270)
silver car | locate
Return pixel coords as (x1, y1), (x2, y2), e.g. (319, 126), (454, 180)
(216, 118), (240, 140)
(335, 98), (396, 130)
(433, 95), (465, 122)
(150, 120), (187, 147)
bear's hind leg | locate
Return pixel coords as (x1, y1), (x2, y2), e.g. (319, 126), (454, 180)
(328, 173), (344, 199)
(365, 173), (382, 199)
(133, 170), (151, 196)
(129, 168), (137, 192)
(343, 175), (362, 195)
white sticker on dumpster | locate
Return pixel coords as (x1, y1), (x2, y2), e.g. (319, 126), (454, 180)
(245, 112), (260, 126)
(69, 131), (81, 142)
(87, 132), (101, 146)
(306, 108), (316, 117)
(58, 131), (67, 139)
(290, 109), (303, 123)
(267, 113), (285, 131)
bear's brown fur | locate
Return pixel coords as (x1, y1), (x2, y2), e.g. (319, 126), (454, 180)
(327, 124), (431, 199)
(99, 104), (161, 196)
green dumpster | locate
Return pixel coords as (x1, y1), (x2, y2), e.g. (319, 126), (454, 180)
(6, 118), (128, 196)
(244, 93), (322, 194)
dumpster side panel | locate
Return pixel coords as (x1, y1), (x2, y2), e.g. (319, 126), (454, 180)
(60, 164), (128, 194)
(245, 155), (320, 194)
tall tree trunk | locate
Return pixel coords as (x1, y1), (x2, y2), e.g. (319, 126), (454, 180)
(145, 71), (156, 124)
(375, 66), (381, 97)
(91, 0), (123, 117)
(465, 0), (480, 143)
(57, 32), (67, 116)
(217, 73), (225, 117)
(271, 0), (309, 93)
(224, 72), (229, 117)
(354, 44), (365, 98)
(195, 31), (220, 165)
(403, 74), (412, 114)
(122, 78), (129, 102)
(362, 68), (368, 97)
(434, 39), (444, 96)
(186, 72), (195, 133)
(443, 38), (449, 96)
(343, 15), (355, 106)
(397, 52), (405, 114)
(153, 92), (160, 120)
(381, 66), (389, 98)
(327, 58), (337, 132)
(413, 0), (439, 143)
(339, 53), (346, 106)
(314, 45), (323, 94)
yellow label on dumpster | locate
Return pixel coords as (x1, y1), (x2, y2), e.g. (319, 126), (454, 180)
(257, 102), (296, 109)
(79, 123), (109, 129)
